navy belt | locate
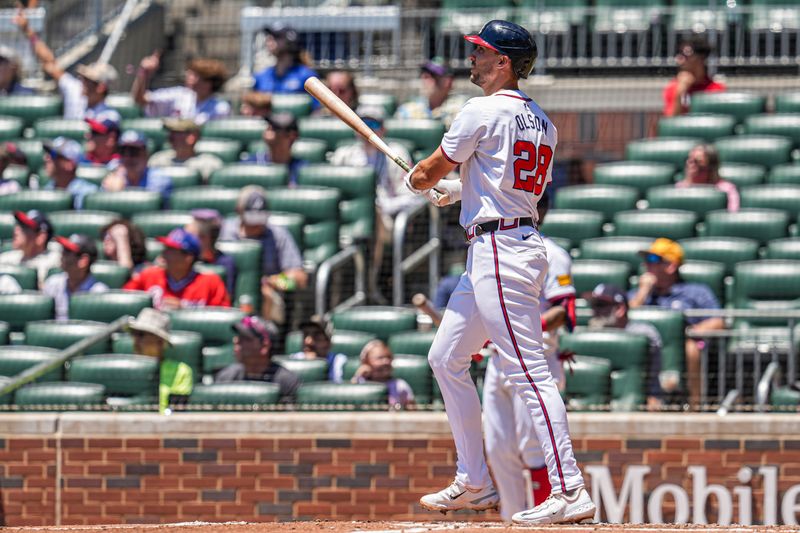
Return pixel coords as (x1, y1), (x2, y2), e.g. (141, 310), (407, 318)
(465, 217), (535, 242)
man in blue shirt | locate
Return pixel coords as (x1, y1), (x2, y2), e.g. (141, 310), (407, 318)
(252, 23), (319, 110)
(101, 130), (173, 205)
(42, 137), (98, 209)
(44, 234), (109, 320)
(628, 238), (724, 408)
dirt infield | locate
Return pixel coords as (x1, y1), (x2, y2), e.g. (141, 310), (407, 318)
(4, 522), (799, 533)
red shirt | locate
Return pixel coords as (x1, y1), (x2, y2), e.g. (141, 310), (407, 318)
(123, 266), (230, 310)
(662, 77), (726, 116)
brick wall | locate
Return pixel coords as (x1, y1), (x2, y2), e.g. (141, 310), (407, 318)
(1, 413), (799, 526)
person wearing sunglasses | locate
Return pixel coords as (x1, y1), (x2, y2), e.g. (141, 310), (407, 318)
(676, 143), (739, 212)
(628, 238), (724, 409)
(663, 36), (726, 117)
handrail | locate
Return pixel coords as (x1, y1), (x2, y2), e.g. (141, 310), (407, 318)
(755, 361), (782, 412)
(315, 244), (366, 319)
(392, 198), (440, 307)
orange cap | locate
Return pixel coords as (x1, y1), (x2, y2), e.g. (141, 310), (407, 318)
(640, 238), (684, 265)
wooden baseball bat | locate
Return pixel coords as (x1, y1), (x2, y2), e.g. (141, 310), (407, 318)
(304, 76), (412, 172)
(412, 293), (442, 328)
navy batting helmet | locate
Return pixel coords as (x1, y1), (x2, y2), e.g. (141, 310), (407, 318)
(464, 20), (537, 79)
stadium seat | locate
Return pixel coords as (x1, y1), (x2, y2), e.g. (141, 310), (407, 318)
(67, 354), (158, 405)
(388, 330), (437, 357)
(331, 330), (379, 358)
(75, 164), (109, 186)
(0, 265), (38, 291)
(359, 93), (398, 116)
(657, 114), (736, 142)
(0, 321), (7, 345)
(121, 118), (167, 150)
(145, 238), (163, 262)
(170, 187), (240, 216)
(440, 0), (515, 34)
(195, 138), (242, 163)
(714, 135), (793, 168)
(679, 260), (726, 303)
(0, 293), (54, 331)
(739, 185), (800, 218)
(516, 0), (588, 34)
(612, 209), (698, 241)
(0, 212), (13, 240)
(105, 93), (141, 119)
(33, 118), (88, 142)
(571, 259), (632, 295)
(592, 161), (675, 195)
(297, 382), (388, 410)
(0, 95), (62, 128)
(384, 119), (446, 153)
(14, 382), (105, 411)
(201, 117), (264, 145)
(539, 209), (604, 250)
(645, 186), (727, 219)
(341, 353), (433, 404)
(189, 381), (281, 410)
(298, 117), (355, 151)
(84, 190), (162, 219)
(718, 163), (767, 188)
(0, 190), (73, 213)
(153, 166), (202, 190)
(49, 210), (117, 237)
(768, 164), (800, 185)
(0, 345), (61, 382)
(291, 138), (328, 163)
(303, 221), (339, 265)
(703, 208), (789, 244)
(772, 386), (800, 408)
(749, 0), (800, 33)
(69, 290), (152, 323)
(131, 211), (193, 238)
(733, 260), (800, 326)
(627, 307), (685, 384)
(744, 114), (800, 146)
(267, 187), (341, 264)
(209, 163), (288, 190)
(564, 355), (612, 410)
(90, 261), (132, 289)
(25, 320), (110, 354)
(331, 306), (417, 342)
(15, 139), (46, 171)
(272, 356), (328, 383)
(553, 185), (638, 223)
(0, 376), (11, 404)
(593, 0), (664, 33)
(679, 236), (760, 274)
(265, 212), (304, 249)
(215, 240), (262, 303)
(766, 238), (800, 260)
(271, 93), (314, 118)
(625, 137), (702, 169)
(689, 92), (766, 124)
(775, 92), (800, 114)
(3, 165), (29, 188)
(0, 115), (24, 141)
(168, 307), (245, 375)
(578, 236), (655, 269)
(113, 330), (203, 381)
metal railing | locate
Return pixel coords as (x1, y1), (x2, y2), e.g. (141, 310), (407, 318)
(392, 198), (441, 307)
(314, 243), (367, 319)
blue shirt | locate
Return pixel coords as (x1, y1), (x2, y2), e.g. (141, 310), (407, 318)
(42, 272), (108, 321)
(1, 81), (34, 96)
(45, 177), (99, 210)
(219, 218), (303, 277)
(627, 282), (720, 325)
(434, 273), (461, 309)
(253, 64), (320, 109)
(244, 152), (307, 187)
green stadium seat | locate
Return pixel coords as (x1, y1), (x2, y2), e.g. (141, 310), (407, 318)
(14, 382), (105, 411)
(553, 185), (638, 223)
(384, 119), (445, 153)
(612, 209), (698, 240)
(775, 92), (800, 114)
(767, 164), (800, 185)
(33, 118), (88, 142)
(296, 382), (388, 410)
(0, 265), (38, 291)
(592, 161), (675, 195)
(271, 93), (314, 118)
(771, 386), (800, 408)
(331, 306), (417, 342)
(3, 165), (30, 188)
(24, 320), (110, 354)
(75, 164), (109, 186)
(49, 210), (117, 237)
(84, 190), (162, 219)
(679, 237), (760, 275)
(272, 356), (328, 383)
(299, 117), (355, 151)
(90, 261), (132, 289)
(105, 93), (141, 119)
(121, 118), (167, 150)
(0, 190), (73, 213)
(625, 137), (702, 169)
(342, 354), (433, 404)
(703, 208), (789, 244)
(578, 236), (655, 269)
(564, 355), (612, 410)
(153, 166), (202, 190)
(215, 240), (262, 303)
(331, 330), (379, 358)
(733, 260), (800, 326)
(627, 307), (685, 385)
(679, 260), (726, 303)
(0, 95), (62, 128)
(291, 138), (329, 163)
(440, 0), (514, 33)
(689, 92), (766, 124)
(69, 290), (152, 323)
(0, 293), (54, 331)
(718, 163), (767, 188)
(67, 354), (158, 404)
(0, 212), (13, 240)
(539, 209), (604, 250)
(209, 164), (288, 190)
(168, 307), (245, 375)
(657, 114), (736, 142)
(388, 330), (437, 357)
(144, 238), (163, 262)
(113, 330), (203, 381)
(714, 135), (793, 168)
(195, 263), (227, 285)
(744, 114), (800, 146)
(201, 117), (264, 145)
(359, 93), (398, 116)
(0, 376), (11, 404)
(766, 238), (800, 260)
(645, 186), (727, 219)
(189, 381), (281, 409)
(739, 185), (800, 217)
(131, 211), (193, 238)
(303, 221), (339, 265)
(571, 260), (632, 295)
(0, 321), (7, 345)
(0, 115), (24, 141)
(267, 187), (341, 264)
(195, 138), (242, 163)
(0, 345), (61, 382)
(170, 186), (240, 216)
(15, 139), (46, 171)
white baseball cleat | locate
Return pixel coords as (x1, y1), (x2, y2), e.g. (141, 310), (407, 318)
(419, 479), (499, 512)
(511, 486), (596, 525)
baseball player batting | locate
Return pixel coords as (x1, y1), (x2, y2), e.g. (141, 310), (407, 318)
(403, 20), (595, 525)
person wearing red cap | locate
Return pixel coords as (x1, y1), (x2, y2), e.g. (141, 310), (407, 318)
(123, 228), (230, 311)
(43, 234), (109, 320)
(82, 109), (121, 165)
(0, 210), (60, 288)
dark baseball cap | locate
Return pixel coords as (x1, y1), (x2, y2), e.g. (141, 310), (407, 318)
(55, 233), (98, 261)
(156, 228), (201, 257)
(14, 210), (53, 239)
(232, 315), (279, 344)
(582, 284), (627, 306)
(240, 189), (269, 226)
(421, 57), (451, 78)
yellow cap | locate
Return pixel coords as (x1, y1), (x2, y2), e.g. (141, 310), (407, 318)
(640, 238), (684, 265)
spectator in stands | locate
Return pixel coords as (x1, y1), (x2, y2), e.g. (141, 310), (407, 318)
(0, 45), (34, 95)
(132, 52), (231, 125)
(219, 186), (307, 324)
(352, 340), (415, 410)
(82, 109), (121, 165)
(395, 58), (466, 129)
(629, 238), (724, 408)
(216, 315), (301, 403)
(123, 228), (230, 310)
(15, 8), (117, 119)
(288, 321), (347, 383)
(42, 137), (98, 209)
(100, 219), (148, 272)
(323, 70), (358, 112)
(253, 23), (318, 107)
(102, 130), (173, 203)
(128, 308), (193, 414)
(239, 91), (272, 118)
(148, 118), (223, 182)
(0, 142), (27, 195)
(663, 36), (726, 117)
(184, 209), (237, 298)
(585, 283), (667, 410)
(245, 112), (305, 186)
(0, 210), (60, 288)
(677, 143), (739, 212)
(44, 234), (108, 321)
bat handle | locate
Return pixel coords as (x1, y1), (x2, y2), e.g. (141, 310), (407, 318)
(395, 157), (411, 172)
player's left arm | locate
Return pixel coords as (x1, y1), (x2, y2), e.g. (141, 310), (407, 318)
(408, 149), (457, 192)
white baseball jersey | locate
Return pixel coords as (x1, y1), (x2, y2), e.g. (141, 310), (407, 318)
(541, 236), (575, 364)
(440, 89), (558, 228)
